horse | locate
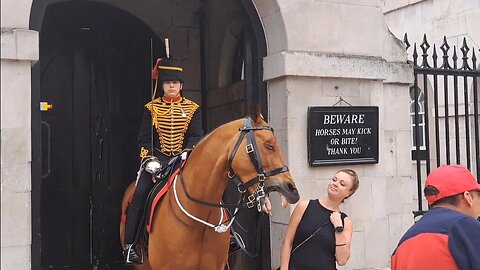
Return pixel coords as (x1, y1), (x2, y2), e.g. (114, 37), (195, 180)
(120, 110), (300, 270)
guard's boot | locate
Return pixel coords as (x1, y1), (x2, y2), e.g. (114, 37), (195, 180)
(123, 204), (143, 264)
(123, 243), (143, 264)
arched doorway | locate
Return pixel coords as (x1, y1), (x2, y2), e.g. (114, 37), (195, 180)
(30, 1), (268, 269)
(36, 2), (163, 269)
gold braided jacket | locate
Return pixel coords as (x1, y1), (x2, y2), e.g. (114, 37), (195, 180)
(144, 97), (199, 157)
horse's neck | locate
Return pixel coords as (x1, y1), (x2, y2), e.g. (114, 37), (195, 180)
(172, 135), (232, 222)
(183, 159), (228, 203)
(182, 125), (240, 203)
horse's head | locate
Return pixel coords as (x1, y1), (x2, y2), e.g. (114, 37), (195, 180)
(227, 108), (299, 212)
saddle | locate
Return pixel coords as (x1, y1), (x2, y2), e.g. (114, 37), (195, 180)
(137, 151), (189, 244)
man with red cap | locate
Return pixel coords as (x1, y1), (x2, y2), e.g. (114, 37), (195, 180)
(123, 58), (204, 264)
(391, 164), (480, 270)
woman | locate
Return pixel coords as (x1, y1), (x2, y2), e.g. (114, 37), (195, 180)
(280, 169), (360, 270)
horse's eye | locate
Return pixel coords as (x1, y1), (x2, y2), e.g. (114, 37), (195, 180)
(265, 143), (274, 150)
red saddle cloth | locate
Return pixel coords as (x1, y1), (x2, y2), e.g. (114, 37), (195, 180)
(146, 165), (182, 233)
(120, 161), (184, 234)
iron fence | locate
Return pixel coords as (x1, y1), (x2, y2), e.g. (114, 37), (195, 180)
(404, 34), (480, 217)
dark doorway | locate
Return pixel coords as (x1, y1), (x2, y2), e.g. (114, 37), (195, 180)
(38, 2), (162, 269)
(32, 0), (269, 269)
(199, 2), (269, 268)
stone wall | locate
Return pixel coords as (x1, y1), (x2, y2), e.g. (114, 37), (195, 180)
(382, 0), (480, 213)
(258, 0), (413, 269)
(1, 26), (38, 270)
(382, 0), (479, 48)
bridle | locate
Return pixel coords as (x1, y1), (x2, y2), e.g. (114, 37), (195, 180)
(172, 116), (289, 232)
(226, 117), (289, 211)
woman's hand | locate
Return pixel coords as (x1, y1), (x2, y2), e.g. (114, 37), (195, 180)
(330, 211), (343, 228)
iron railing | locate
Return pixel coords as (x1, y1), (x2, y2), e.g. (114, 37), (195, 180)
(404, 34), (480, 218)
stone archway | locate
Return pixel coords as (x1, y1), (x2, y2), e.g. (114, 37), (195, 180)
(29, 0), (272, 269)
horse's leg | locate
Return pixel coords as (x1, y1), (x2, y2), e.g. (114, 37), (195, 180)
(203, 231), (229, 270)
(147, 193), (229, 270)
(148, 196), (206, 270)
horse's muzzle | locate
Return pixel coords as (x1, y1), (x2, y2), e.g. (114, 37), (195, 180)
(265, 180), (299, 204)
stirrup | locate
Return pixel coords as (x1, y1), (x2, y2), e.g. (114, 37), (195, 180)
(124, 243), (143, 265)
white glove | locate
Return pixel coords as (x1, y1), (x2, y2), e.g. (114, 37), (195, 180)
(145, 160), (162, 174)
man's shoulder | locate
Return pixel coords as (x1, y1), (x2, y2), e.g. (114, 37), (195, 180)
(449, 212), (480, 231)
(397, 208), (458, 242)
(181, 98), (200, 113)
(427, 207), (475, 224)
(182, 98), (199, 107)
(145, 98), (162, 108)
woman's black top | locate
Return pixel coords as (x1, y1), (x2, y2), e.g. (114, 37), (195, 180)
(289, 199), (347, 270)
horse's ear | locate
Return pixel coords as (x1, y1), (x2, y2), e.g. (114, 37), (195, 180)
(250, 103), (265, 125)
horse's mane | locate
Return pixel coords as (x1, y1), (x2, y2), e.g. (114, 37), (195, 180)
(193, 118), (243, 148)
(197, 103), (266, 144)
(192, 105), (265, 151)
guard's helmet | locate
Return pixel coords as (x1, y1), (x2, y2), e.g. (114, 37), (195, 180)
(152, 58), (183, 83)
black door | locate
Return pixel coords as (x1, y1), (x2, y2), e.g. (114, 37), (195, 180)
(40, 36), (92, 270)
(39, 2), (161, 269)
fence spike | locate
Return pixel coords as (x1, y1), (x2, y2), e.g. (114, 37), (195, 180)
(420, 34), (431, 68)
(403, 33), (411, 50)
(440, 36), (451, 69)
(413, 43), (418, 67)
(472, 48), (477, 70)
(453, 46), (458, 69)
(460, 37), (471, 70)
(432, 45), (438, 68)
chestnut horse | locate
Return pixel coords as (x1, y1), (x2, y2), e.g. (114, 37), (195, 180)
(120, 112), (300, 270)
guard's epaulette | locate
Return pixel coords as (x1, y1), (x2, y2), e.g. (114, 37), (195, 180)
(181, 98), (199, 107)
(145, 97), (162, 108)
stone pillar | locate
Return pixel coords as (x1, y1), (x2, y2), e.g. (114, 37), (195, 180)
(1, 0), (39, 268)
(257, 0), (413, 269)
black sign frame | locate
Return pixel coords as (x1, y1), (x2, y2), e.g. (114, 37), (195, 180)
(307, 106), (379, 166)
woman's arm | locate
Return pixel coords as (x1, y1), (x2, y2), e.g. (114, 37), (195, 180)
(332, 216), (353, 266)
(280, 200), (308, 270)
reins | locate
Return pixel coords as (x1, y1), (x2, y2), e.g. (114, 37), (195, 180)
(172, 173), (235, 233)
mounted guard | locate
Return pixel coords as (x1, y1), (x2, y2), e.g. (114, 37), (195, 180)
(123, 55), (204, 264)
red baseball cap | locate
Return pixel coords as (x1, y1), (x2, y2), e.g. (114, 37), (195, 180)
(425, 164), (480, 206)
